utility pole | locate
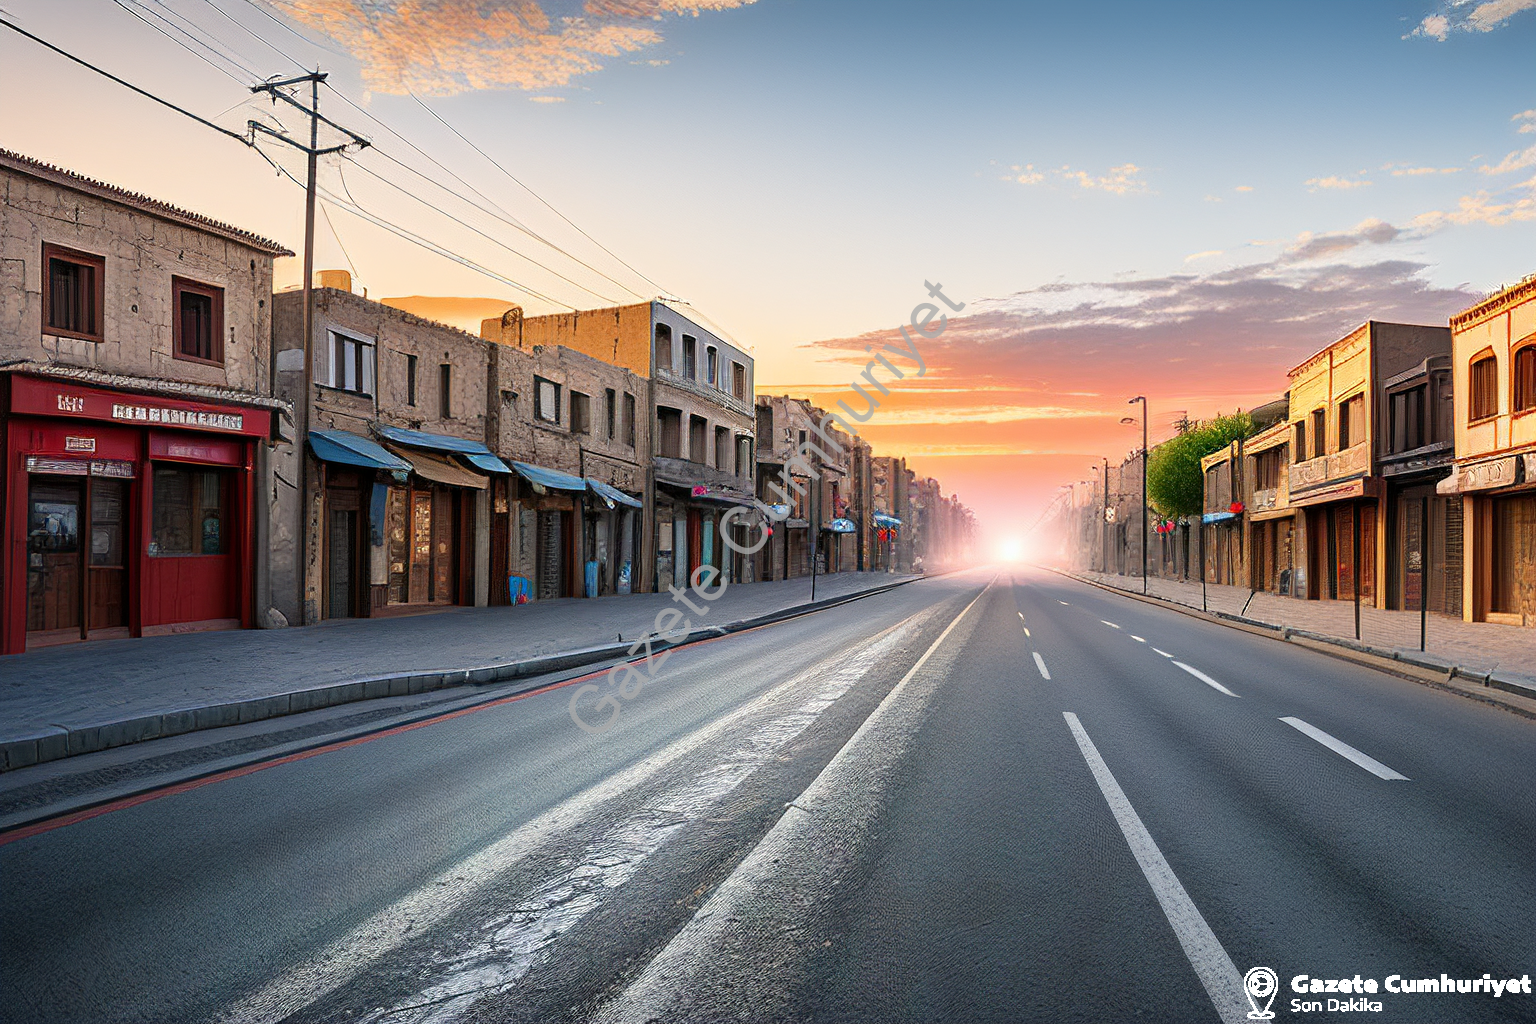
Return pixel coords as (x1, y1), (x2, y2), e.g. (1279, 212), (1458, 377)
(1129, 396), (1149, 594)
(248, 73), (369, 622)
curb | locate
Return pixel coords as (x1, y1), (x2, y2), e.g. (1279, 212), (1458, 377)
(0, 576), (923, 772)
(1050, 568), (1536, 708)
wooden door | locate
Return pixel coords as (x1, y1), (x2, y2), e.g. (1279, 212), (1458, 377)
(1360, 504), (1377, 606)
(410, 489), (432, 604)
(26, 477), (83, 636)
(537, 510), (563, 600)
(431, 487), (454, 603)
(327, 509), (357, 618)
(88, 479), (128, 631)
(387, 486), (409, 604)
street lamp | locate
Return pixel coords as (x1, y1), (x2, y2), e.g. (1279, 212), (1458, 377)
(1091, 459), (1109, 573)
(1126, 396), (1148, 594)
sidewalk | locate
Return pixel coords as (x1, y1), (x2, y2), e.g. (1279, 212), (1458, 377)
(0, 571), (918, 770)
(1074, 570), (1536, 695)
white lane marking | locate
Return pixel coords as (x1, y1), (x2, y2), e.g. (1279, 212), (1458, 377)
(215, 622), (922, 1024)
(594, 585), (993, 1024)
(1023, 627), (1031, 637)
(1172, 661), (1239, 697)
(1279, 717), (1409, 781)
(1058, 600), (1070, 605)
(1152, 648), (1174, 658)
(1101, 620), (1121, 629)
(1131, 635), (1146, 643)
(1033, 652), (1051, 679)
(1018, 612), (1025, 620)
(1063, 713), (1249, 1024)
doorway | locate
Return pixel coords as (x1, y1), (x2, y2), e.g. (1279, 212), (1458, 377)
(27, 474), (130, 645)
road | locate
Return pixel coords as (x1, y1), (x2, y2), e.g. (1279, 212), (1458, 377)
(2, 567), (1533, 1023)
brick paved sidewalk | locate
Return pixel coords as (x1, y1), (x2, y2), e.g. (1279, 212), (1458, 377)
(1077, 570), (1536, 692)
(0, 571), (916, 767)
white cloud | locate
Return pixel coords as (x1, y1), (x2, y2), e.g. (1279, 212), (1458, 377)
(1412, 174), (1536, 228)
(1185, 250), (1224, 262)
(1233, 185), (1254, 193)
(1480, 144), (1536, 175)
(1408, 13), (1451, 39)
(1306, 175), (1372, 190)
(1388, 165), (1462, 176)
(1406, 0), (1536, 40)
(1061, 163), (1149, 195)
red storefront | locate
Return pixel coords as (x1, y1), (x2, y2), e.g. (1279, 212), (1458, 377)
(2, 373), (270, 654)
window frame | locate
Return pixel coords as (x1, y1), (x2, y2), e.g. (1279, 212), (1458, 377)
(1468, 350), (1499, 424)
(570, 390), (592, 435)
(534, 376), (562, 424)
(654, 324), (673, 373)
(324, 328), (376, 396)
(732, 361), (746, 399)
(439, 363), (452, 419)
(171, 276), (225, 366)
(682, 335), (697, 379)
(1513, 341), (1536, 416)
(406, 353), (418, 407)
(1338, 392), (1365, 450)
(623, 391), (636, 447)
(41, 243), (106, 343)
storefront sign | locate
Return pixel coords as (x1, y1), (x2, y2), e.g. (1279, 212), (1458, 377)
(9, 374), (270, 437)
(90, 460), (136, 478)
(112, 403), (242, 431)
(64, 436), (96, 453)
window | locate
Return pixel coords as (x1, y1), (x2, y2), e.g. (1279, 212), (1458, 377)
(150, 466), (228, 556)
(406, 354), (418, 406)
(173, 277), (224, 364)
(655, 324), (673, 372)
(1294, 421), (1307, 463)
(327, 331), (376, 395)
(757, 406), (773, 449)
(1253, 447), (1284, 491)
(1338, 393), (1364, 449)
(707, 346), (719, 386)
(570, 391), (591, 435)
(1310, 408), (1326, 458)
(1515, 345), (1536, 414)
(683, 335), (697, 379)
(1469, 353), (1498, 422)
(605, 388), (617, 439)
(737, 435), (753, 477)
(715, 425), (729, 470)
(732, 361), (746, 399)
(439, 364), (452, 418)
(1389, 386), (1426, 451)
(42, 244), (104, 341)
(535, 377), (561, 424)
(623, 391), (636, 446)
(689, 414), (708, 463)
(657, 407), (682, 457)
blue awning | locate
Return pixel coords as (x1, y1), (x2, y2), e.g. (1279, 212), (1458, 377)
(309, 429), (413, 473)
(873, 512), (902, 528)
(373, 423), (511, 473)
(587, 479), (643, 509)
(1202, 510), (1238, 524)
(825, 518), (857, 534)
(511, 461), (588, 493)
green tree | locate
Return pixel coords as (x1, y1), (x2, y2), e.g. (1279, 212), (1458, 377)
(1145, 411), (1253, 519)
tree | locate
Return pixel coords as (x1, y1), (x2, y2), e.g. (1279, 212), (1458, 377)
(1146, 411), (1253, 520)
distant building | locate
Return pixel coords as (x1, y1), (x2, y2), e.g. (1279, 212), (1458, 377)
(1440, 277), (1536, 625)
(0, 150), (290, 653)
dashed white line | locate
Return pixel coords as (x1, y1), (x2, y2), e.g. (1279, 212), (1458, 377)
(1172, 662), (1239, 697)
(1130, 635), (1146, 643)
(1151, 648), (1174, 658)
(1017, 612), (1025, 620)
(1023, 627), (1031, 637)
(1062, 713), (1249, 1024)
(1101, 620), (1121, 629)
(1058, 600), (1070, 606)
(1033, 652), (1051, 679)
(1280, 717), (1409, 781)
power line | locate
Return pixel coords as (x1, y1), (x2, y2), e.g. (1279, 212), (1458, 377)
(106, 0), (251, 86)
(0, 14), (250, 145)
(412, 93), (670, 298)
(137, 0), (264, 79)
(196, 0), (308, 74)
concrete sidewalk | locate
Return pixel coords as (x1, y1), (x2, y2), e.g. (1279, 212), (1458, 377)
(1074, 569), (1536, 695)
(0, 571), (918, 771)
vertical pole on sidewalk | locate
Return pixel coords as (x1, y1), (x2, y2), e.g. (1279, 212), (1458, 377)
(1353, 501), (1362, 641)
(809, 481), (818, 601)
(1420, 495), (1429, 652)
(1200, 516), (1207, 612)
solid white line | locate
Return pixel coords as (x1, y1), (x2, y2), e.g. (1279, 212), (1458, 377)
(1063, 713), (1249, 1024)
(1172, 662), (1239, 697)
(1152, 648), (1174, 658)
(1280, 717), (1409, 780)
(1101, 620), (1121, 629)
(1033, 652), (1051, 679)
(1131, 635), (1146, 643)
(1023, 627), (1031, 637)
(1018, 611), (1025, 620)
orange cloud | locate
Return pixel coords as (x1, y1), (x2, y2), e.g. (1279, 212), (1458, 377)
(270, 0), (755, 95)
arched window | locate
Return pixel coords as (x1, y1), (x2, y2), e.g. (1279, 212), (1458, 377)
(1515, 342), (1536, 414)
(654, 323), (673, 372)
(1469, 351), (1498, 422)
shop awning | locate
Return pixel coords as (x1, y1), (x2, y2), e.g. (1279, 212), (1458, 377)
(1201, 511), (1238, 525)
(587, 479), (643, 509)
(873, 512), (902, 528)
(309, 429), (413, 473)
(388, 446), (489, 489)
(511, 461), (588, 493)
(825, 518), (857, 534)
(372, 423), (512, 474)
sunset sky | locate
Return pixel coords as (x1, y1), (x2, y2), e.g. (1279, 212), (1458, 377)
(3, 0), (1534, 548)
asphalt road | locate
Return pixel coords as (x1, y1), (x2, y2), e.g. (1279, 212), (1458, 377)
(2, 567), (1533, 1024)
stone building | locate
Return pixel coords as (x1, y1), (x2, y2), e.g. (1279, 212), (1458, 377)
(0, 149), (289, 653)
(272, 278), (506, 624)
(485, 300), (755, 592)
(483, 306), (649, 601)
(1440, 276), (1536, 625)
(870, 455), (910, 571)
(1243, 396), (1300, 596)
(753, 395), (855, 580)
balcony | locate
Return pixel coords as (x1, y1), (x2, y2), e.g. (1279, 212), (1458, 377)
(1288, 441), (1370, 496)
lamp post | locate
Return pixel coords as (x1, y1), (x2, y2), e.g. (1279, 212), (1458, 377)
(1126, 397), (1148, 594)
(1092, 459), (1109, 573)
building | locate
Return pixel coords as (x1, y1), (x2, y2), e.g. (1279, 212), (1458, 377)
(1243, 396), (1299, 596)
(1440, 276), (1536, 626)
(484, 306), (649, 602)
(1286, 321), (1451, 605)
(753, 395), (855, 580)
(0, 150), (290, 653)
(485, 300), (756, 592)
(1199, 440), (1244, 586)
(870, 455), (910, 571)
(272, 279), (506, 623)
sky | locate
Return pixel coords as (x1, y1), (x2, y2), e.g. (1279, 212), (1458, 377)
(2, 0), (1534, 552)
